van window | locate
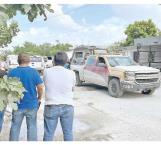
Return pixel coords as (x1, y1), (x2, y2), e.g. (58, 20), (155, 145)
(86, 56), (96, 66)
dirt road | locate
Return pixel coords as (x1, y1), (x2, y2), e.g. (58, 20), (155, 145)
(0, 84), (161, 141)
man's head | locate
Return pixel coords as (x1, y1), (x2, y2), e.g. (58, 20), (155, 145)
(18, 53), (30, 65)
(54, 52), (68, 66)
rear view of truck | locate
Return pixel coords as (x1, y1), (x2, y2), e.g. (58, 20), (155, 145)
(30, 55), (45, 73)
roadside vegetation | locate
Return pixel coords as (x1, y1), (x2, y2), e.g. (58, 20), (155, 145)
(12, 42), (73, 56)
(108, 19), (161, 52)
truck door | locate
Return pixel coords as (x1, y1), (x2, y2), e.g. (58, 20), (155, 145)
(94, 57), (109, 86)
(83, 56), (97, 83)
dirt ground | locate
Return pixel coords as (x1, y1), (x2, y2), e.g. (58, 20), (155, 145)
(0, 83), (161, 141)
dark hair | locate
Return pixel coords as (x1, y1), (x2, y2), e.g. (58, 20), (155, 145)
(18, 53), (30, 65)
(54, 52), (68, 66)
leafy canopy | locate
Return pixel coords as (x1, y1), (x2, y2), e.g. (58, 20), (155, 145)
(12, 42), (72, 56)
(123, 19), (160, 46)
(0, 4), (54, 48)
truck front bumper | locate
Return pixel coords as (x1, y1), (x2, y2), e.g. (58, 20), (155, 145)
(121, 81), (160, 92)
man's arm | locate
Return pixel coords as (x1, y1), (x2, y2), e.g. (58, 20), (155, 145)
(37, 84), (44, 101)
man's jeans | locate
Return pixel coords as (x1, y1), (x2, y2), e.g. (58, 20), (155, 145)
(9, 108), (38, 141)
(0, 111), (4, 133)
(43, 104), (74, 141)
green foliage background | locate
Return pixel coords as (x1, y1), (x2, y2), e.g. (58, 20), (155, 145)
(108, 19), (161, 51)
(124, 19), (160, 46)
(12, 42), (73, 56)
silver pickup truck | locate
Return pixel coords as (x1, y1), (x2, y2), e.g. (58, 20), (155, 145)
(71, 53), (160, 98)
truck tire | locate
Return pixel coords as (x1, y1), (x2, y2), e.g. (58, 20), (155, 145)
(141, 89), (155, 95)
(108, 78), (124, 98)
(75, 72), (82, 86)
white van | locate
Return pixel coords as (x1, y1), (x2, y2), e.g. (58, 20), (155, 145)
(6, 55), (18, 70)
(30, 55), (45, 73)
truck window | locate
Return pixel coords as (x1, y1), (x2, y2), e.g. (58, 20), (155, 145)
(97, 57), (105, 64)
(107, 56), (135, 66)
(75, 52), (83, 58)
(30, 56), (42, 62)
(47, 57), (53, 60)
(86, 56), (96, 66)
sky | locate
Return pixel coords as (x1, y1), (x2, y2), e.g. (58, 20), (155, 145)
(6, 4), (161, 49)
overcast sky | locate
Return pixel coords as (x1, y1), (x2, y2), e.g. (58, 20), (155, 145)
(6, 4), (161, 49)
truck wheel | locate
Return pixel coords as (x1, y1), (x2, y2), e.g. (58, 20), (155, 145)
(75, 72), (82, 86)
(108, 78), (123, 98)
(141, 89), (155, 95)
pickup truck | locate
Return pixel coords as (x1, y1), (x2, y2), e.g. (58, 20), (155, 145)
(70, 54), (160, 97)
(29, 55), (45, 73)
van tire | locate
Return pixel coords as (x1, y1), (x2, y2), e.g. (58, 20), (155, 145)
(108, 78), (123, 98)
(75, 72), (82, 86)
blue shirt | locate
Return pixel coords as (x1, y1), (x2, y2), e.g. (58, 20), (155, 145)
(8, 66), (43, 109)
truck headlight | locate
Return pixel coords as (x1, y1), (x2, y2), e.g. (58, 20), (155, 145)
(125, 71), (135, 81)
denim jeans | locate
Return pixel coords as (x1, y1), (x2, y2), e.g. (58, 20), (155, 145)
(0, 111), (4, 133)
(9, 108), (38, 141)
(43, 104), (74, 141)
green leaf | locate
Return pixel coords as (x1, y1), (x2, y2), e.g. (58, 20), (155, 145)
(0, 76), (25, 110)
(0, 100), (5, 111)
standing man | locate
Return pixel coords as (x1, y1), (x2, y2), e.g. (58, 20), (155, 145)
(0, 64), (7, 133)
(8, 53), (43, 141)
(0, 111), (4, 133)
(43, 52), (76, 141)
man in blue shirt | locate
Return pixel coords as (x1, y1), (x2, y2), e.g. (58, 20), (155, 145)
(8, 53), (43, 141)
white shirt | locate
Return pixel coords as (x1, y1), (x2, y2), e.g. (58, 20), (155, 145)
(44, 66), (76, 106)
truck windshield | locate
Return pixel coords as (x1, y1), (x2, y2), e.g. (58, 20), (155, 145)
(30, 57), (42, 62)
(107, 56), (135, 66)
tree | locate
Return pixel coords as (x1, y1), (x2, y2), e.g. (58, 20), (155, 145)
(13, 42), (38, 55)
(13, 42), (72, 56)
(0, 21), (19, 48)
(0, 4), (54, 48)
(123, 19), (160, 46)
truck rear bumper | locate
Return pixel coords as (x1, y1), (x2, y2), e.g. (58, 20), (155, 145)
(121, 81), (160, 92)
